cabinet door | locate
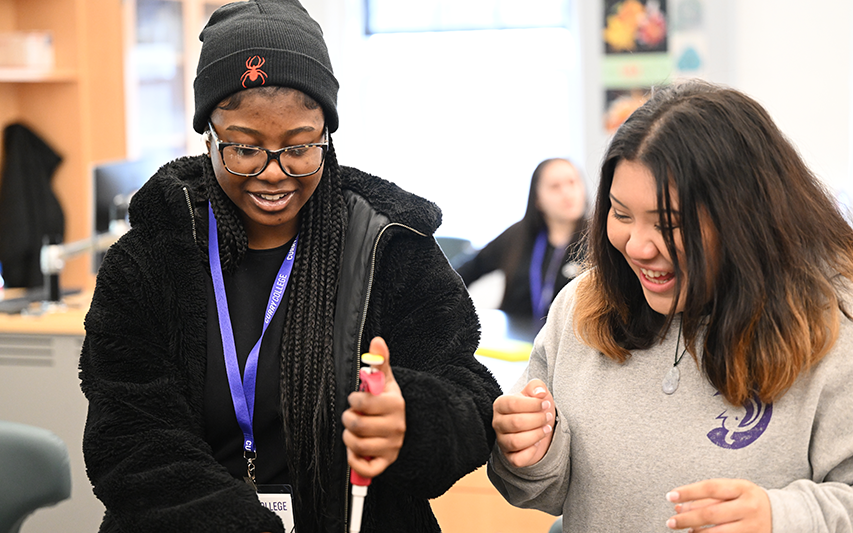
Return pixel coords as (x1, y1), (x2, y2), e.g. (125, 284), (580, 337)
(125, 0), (228, 162)
(0, 334), (104, 533)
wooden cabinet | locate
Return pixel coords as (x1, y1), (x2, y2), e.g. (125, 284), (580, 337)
(0, 294), (103, 532)
(0, 0), (127, 293)
(125, 0), (228, 161)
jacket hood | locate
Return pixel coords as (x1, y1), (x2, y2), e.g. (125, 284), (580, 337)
(127, 155), (204, 238)
(338, 165), (442, 235)
(128, 155), (443, 236)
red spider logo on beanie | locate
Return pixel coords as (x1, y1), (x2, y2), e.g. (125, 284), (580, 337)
(241, 56), (267, 87)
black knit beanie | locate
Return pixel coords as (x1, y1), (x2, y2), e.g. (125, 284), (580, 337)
(193, 0), (339, 134)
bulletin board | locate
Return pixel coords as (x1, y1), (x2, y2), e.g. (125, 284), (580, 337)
(601, 0), (709, 134)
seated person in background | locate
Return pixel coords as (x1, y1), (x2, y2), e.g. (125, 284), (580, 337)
(489, 79), (853, 532)
(455, 158), (588, 333)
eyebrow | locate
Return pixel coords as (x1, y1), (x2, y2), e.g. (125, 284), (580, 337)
(223, 125), (319, 137)
(609, 193), (681, 216)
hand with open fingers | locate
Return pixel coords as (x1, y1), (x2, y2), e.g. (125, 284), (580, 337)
(342, 336), (406, 480)
(665, 478), (771, 532)
(492, 379), (556, 468)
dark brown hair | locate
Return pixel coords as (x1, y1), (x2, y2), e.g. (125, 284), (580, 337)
(575, 79), (853, 406)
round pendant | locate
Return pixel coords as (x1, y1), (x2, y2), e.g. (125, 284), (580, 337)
(662, 365), (680, 395)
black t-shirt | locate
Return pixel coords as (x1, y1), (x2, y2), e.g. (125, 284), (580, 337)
(204, 239), (294, 485)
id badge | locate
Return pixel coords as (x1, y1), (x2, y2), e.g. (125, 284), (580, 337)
(257, 484), (295, 532)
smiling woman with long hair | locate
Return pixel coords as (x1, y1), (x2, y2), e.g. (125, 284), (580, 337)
(488, 79), (853, 533)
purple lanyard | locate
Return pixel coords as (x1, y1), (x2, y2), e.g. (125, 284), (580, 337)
(208, 203), (298, 454)
(529, 229), (564, 319)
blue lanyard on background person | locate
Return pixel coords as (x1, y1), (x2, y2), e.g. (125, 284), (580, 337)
(529, 229), (565, 319)
(207, 202), (298, 488)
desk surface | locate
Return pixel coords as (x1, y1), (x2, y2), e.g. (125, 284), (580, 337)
(0, 289), (89, 336)
(0, 297), (535, 360)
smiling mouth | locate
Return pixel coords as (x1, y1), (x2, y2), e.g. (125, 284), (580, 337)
(252, 192), (291, 201)
(640, 267), (675, 284)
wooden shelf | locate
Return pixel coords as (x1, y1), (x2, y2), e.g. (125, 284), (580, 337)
(0, 0), (127, 293)
(0, 67), (76, 82)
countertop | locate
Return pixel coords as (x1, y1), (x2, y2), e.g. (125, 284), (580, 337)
(0, 288), (90, 336)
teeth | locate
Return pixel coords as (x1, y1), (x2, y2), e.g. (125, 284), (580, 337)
(640, 267), (672, 283)
(257, 192), (287, 201)
(640, 268), (666, 278)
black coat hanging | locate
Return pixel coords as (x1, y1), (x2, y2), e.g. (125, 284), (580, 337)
(0, 123), (65, 288)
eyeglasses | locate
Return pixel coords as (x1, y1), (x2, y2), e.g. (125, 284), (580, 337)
(207, 121), (328, 178)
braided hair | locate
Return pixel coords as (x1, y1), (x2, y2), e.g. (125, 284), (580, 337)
(202, 113), (347, 530)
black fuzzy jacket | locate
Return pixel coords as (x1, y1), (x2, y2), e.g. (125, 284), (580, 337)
(79, 155), (501, 533)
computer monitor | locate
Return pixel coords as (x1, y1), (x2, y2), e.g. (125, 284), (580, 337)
(92, 157), (160, 270)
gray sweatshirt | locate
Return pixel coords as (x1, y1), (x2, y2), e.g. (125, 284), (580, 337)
(488, 278), (853, 532)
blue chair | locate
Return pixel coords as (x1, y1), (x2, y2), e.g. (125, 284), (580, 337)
(0, 421), (72, 533)
(549, 516), (562, 533)
(435, 236), (476, 269)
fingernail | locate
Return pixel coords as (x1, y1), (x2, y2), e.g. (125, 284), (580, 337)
(666, 518), (676, 529)
(361, 353), (384, 366)
(543, 424), (552, 434)
(546, 412), (553, 422)
(541, 400), (551, 410)
(666, 491), (679, 502)
(533, 387), (546, 396)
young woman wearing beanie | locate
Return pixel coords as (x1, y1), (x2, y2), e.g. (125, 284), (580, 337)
(78, 1), (501, 532)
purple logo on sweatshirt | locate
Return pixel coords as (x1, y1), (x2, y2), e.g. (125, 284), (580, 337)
(707, 394), (772, 449)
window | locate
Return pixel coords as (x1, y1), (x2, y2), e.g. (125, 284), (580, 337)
(125, 0), (228, 162)
(366, 0), (572, 33)
(335, 24), (584, 248)
(130, 0), (186, 162)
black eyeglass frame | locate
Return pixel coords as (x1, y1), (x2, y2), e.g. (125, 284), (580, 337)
(206, 120), (329, 178)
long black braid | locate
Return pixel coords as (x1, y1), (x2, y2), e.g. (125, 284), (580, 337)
(279, 139), (347, 529)
(203, 135), (347, 530)
(202, 160), (248, 274)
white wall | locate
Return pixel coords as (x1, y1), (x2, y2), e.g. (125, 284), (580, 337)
(306, 0), (853, 234)
(307, 0), (587, 247)
(580, 0), (851, 202)
(731, 1), (851, 201)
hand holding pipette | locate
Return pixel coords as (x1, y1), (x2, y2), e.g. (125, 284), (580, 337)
(342, 337), (406, 533)
(347, 353), (383, 533)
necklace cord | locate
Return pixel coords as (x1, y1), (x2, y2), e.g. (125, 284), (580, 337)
(673, 320), (688, 367)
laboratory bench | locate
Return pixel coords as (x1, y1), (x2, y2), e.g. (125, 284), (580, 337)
(0, 290), (103, 533)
